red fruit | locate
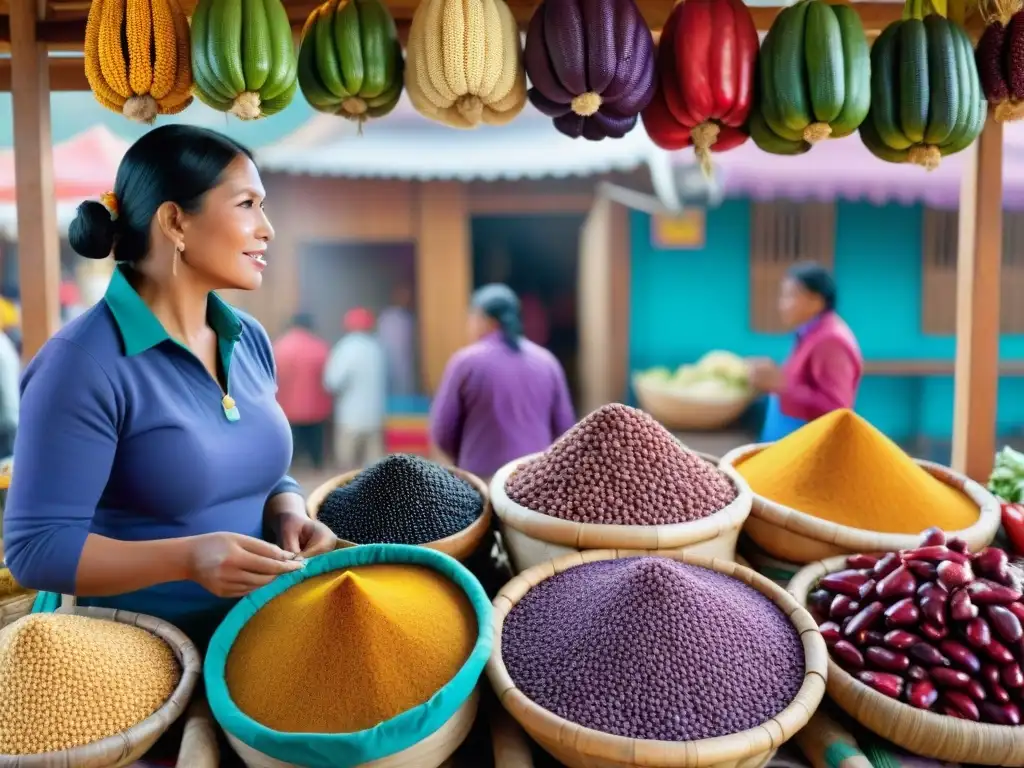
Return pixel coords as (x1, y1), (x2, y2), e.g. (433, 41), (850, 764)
(641, 0), (758, 163)
(1002, 502), (1024, 555)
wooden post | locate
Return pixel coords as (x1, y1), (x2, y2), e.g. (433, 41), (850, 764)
(10, 0), (60, 362)
(951, 116), (1003, 482)
(416, 181), (471, 394)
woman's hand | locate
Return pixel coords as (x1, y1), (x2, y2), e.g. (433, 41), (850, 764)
(747, 358), (785, 393)
(275, 512), (337, 558)
(187, 533), (305, 598)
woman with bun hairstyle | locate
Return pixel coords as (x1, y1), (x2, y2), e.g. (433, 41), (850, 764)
(430, 283), (576, 482)
(1, 125), (336, 644)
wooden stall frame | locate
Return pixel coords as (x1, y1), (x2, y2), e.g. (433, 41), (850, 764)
(1, 0), (1003, 480)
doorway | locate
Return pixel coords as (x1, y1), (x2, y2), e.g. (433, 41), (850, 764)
(471, 214), (584, 400)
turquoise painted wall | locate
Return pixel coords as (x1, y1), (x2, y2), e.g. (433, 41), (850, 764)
(629, 203), (1024, 441)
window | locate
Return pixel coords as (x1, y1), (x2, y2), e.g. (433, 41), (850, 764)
(921, 208), (1024, 335)
(749, 201), (835, 333)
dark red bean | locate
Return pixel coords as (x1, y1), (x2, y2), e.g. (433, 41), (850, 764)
(904, 546), (970, 565)
(919, 595), (948, 627)
(844, 601), (885, 638)
(918, 582), (948, 601)
(966, 617), (992, 649)
(907, 560), (939, 580)
(984, 663), (1003, 687)
(974, 547), (1010, 579)
(1003, 663), (1024, 689)
(989, 681), (1011, 704)
(821, 570), (873, 598)
(833, 640), (865, 669)
(941, 704), (966, 718)
(931, 667), (971, 688)
(830, 595), (861, 620)
(884, 598), (920, 628)
(937, 560), (974, 590)
(965, 678), (987, 702)
(939, 639), (981, 674)
(819, 621), (841, 646)
(858, 579), (877, 601)
(986, 638), (1016, 665)
(948, 537), (970, 555)
(910, 642), (950, 667)
(943, 691), (981, 720)
(981, 700), (1022, 725)
(873, 552), (902, 578)
(807, 589), (834, 622)
(857, 670), (904, 699)
(920, 622), (948, 641)
(847, 553), (879, 570)
(950, 588), (979, 621)
(907, 680), (939, 709)
(885, 630), (921, 651)
(908, 665), (930, 681)
(967, 579), (1023, 605)
(919, 527), (947, 547)
(1006, 602), (1024, 623)
(866, 646), (910, 672)
(987, 605), (1024, 643)
(876, 566), (917, 600)
(863, 630), (886, 646)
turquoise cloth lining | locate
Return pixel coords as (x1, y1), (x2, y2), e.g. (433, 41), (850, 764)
(30, 591), (60, 613)
(203, 544), (494, 768)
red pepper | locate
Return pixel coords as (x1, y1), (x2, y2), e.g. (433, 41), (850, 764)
(1002, 502), (1024, 555)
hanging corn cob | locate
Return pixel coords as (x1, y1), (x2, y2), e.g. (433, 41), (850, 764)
(190, 0), (298, 120)
(84, 0), (193, 123)
(976, 0), (1024, 121)
(750, 0), (871, 156)
(297, 0), (404, 122)
(860, 7), (985, 169)
(405, 0), (527, 128)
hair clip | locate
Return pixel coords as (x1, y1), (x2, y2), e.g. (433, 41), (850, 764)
(99, 191), (119, 221)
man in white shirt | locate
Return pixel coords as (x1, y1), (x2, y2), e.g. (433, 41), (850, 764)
(324, 307), (387, 470)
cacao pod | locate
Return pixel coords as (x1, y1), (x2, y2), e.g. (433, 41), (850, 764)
(523, 0), (656, 140)
(976, 7), (1024, 122)
(641, 0), (758, 175)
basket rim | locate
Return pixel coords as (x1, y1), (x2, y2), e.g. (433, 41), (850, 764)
(486, 549), (827, 767)
(720, 442), (1002, 553)
(631, 376), (755, 407)
(788, 555), (1024, 765)
(0, 606), (201, 767)
(489, 449), (753, 551)
(306, 465), (493, 551)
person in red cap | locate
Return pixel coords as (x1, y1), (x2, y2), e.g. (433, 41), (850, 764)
(324, 307), (387, 469)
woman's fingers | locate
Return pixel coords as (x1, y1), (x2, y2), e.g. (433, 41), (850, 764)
(237, 535), (299, 561)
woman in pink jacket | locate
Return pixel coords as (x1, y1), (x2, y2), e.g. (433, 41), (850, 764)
(748, 262), (864, 441)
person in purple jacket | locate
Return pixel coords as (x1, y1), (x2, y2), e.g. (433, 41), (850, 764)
(430, 284), (576, 481)
(2, 126), (336, 645)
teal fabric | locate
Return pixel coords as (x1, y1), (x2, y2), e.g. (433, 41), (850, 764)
(30, 591), (60, 613)
(204, 544), (493, 768)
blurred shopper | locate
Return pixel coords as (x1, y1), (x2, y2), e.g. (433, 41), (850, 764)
(324, 307), (387, 469)
(0, 326), (18, 457)
(748, 261), (863, 441)
(430, 284), (575, 481)
(274, 313), (332, 470)
(377, 283), (419, 397)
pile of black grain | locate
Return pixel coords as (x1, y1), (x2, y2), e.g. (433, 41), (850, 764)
(317, 454), (484, 545)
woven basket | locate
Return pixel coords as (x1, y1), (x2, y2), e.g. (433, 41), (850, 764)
(789, 556), (1024, 765)
(633, 377), (753, 431)
(489, 450), (752, 574)
(0, 605), (201, 768)
(0, 589), (35, 630)
(225, 691), (479, 768)
(719, 444), (1002, 564)
(306, 466), (493, 562)
(487, 549), (828, 768)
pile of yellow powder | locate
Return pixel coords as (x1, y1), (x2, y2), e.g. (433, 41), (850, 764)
(0, 614), (180, 755)
(226, 564), (477, 734)
(0, 567), (27, 599)
(737, 409), (979, 534)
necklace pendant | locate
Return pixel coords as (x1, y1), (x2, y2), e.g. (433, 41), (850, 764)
(222, 394), (240, 423)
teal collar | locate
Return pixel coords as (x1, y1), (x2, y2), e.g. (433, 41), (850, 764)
(104, 266), (243, 356)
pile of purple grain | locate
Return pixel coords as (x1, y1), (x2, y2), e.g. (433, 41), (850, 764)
(505, 403), (737, 525)
(501, 557), (805, 741)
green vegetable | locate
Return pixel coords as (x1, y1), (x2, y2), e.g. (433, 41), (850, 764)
(988, 446), (1024, 502)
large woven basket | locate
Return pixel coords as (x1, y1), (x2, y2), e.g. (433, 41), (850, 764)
(719, 444), (1002, 564)
(789, 556), (1024, 765)
(489, 450), (752, 574)
(0, 605), (201, 768)
(306, 465), (493, 562)
(633, 377), (753, 431)
(487, 549), (828, 768)
(225, 691), (479, 768)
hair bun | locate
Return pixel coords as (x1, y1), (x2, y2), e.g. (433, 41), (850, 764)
(68, 200), (118, 260)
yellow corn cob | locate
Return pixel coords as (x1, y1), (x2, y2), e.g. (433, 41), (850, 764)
(405, 0), (526, 129)
(83, 0), (193, 122)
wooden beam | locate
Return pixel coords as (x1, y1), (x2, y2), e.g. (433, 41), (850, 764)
(0, 55), (86, 91)
(10, 0), (61, 362)
(952, 116), (1003, 483)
